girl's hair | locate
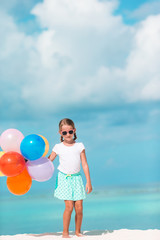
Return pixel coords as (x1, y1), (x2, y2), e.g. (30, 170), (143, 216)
(59, 118), (77, 142)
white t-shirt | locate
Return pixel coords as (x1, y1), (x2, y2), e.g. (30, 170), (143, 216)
(52, 142), (85, 174)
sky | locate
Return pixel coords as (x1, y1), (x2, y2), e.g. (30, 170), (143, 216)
(0, 0), (160, 194)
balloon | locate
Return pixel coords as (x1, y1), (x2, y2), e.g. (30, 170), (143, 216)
(0, 129), (24, 153)
(26, 157), (54, 182)
(20, 134), (45, 161)
(0, 151), (5, 158)
(7, 168), (32, 195)
(0, 171), (4, 177)
(0, 151), (25, 177)
(0, 151), (5, 177)
(39, 135), (49, 157)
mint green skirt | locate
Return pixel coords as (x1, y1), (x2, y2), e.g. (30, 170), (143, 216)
(54, 171), (86, 201)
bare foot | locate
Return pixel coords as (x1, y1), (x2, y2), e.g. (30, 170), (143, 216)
(62, 233), (72, 238)
(75, 232), (84, 237)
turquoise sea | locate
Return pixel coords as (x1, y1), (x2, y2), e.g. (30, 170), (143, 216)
(0, 182), (160, 235)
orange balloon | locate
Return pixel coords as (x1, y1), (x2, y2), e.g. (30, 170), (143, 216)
(0, 151), (5, 177)
(0, 151), (25, 177)
(39, 135), (49, 157)
(7, 168), (32, 195)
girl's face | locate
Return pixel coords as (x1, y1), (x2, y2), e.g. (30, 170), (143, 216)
(59, 124), (76, 142)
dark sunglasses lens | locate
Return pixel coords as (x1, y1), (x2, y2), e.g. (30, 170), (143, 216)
(62, 131), (67, 135)
(69, 130), (74, 134)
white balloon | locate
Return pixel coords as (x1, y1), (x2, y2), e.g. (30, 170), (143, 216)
(0, 129), (24, 153)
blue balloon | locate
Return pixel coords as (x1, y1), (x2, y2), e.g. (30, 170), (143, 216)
(20, 134), (45, 161)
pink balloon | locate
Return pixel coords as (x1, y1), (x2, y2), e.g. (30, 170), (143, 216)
(0, 129), (24, 153)
(26, 157), (54, 182)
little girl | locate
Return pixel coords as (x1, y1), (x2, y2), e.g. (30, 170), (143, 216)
(48, 118), (92, 238)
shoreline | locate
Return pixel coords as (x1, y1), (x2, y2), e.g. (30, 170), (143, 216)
(0, 229), (160, 240)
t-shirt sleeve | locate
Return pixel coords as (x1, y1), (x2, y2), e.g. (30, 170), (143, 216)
(79, 142), (85, 153)
(52, 144), (59, 154)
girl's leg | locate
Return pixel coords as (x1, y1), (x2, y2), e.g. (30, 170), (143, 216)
(75, 200), (84, 236)
(63, 200), (74, 238)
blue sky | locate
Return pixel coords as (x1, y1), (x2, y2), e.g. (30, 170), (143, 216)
(0, 0), (160, 193)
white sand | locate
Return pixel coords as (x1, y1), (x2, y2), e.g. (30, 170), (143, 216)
(0, 230), (160, 240)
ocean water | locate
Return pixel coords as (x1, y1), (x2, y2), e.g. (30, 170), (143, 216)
(0, 183), (160, 235)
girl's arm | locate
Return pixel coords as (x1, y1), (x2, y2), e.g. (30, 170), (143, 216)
(48, 151), (57, 162)
(81, 149), (92, 194)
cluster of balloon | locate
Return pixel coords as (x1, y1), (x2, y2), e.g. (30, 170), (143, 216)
(0, 129), (54, 196)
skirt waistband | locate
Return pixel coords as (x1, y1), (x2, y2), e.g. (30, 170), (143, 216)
(59, 171), (81, 178)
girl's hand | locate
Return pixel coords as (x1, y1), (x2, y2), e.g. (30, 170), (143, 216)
(85, 182), (92, 194)
(48, 151), (57, 162)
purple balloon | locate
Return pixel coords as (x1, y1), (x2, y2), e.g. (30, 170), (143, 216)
(26, 157), (54, 182)
(0, 129), (24, 153)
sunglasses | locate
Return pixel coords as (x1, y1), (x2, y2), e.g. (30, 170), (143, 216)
(62, 130), (74, 136)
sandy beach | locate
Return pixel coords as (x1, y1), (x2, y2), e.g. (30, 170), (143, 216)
(0, 229), (160, 240)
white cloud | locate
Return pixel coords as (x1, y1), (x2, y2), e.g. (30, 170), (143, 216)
(124, 14), (160, 102)
(0, 0), (160, 119)
(32, 0), (121, 30)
